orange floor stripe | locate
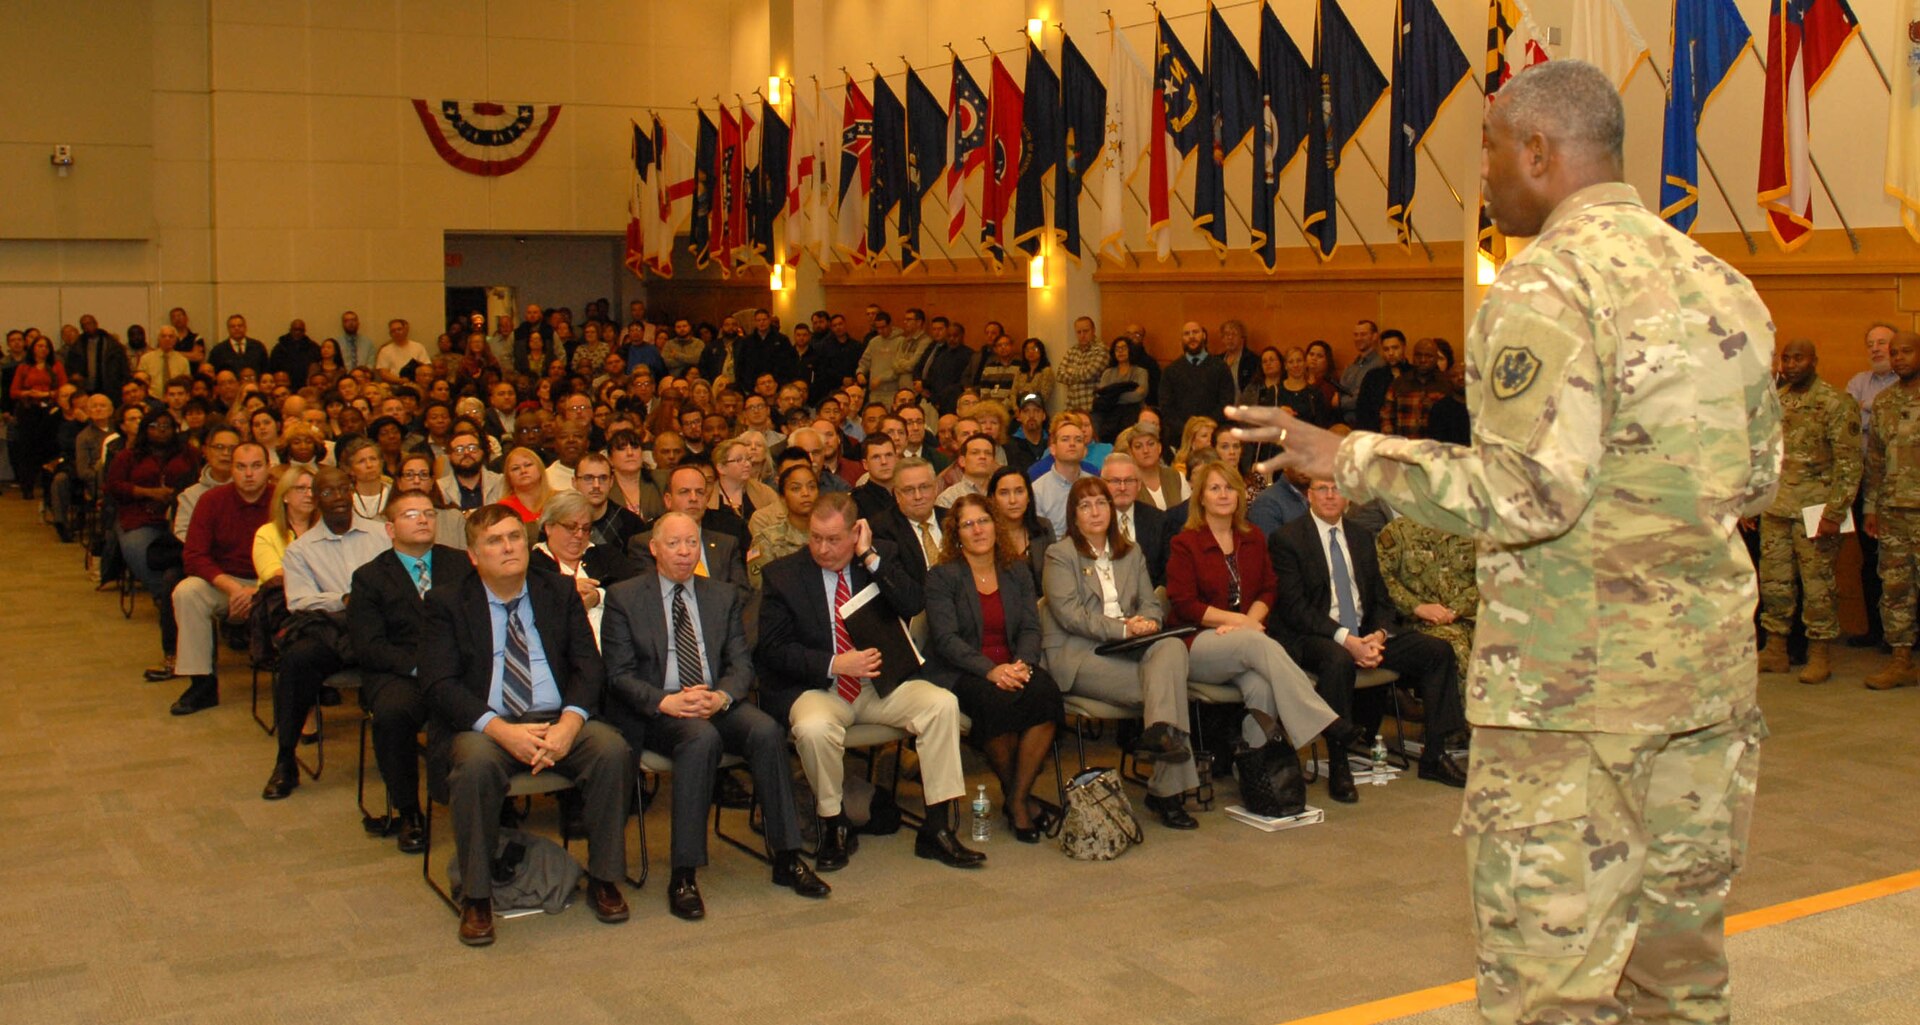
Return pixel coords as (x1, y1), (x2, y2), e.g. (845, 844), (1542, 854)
(1271, 867), (1920, 1025)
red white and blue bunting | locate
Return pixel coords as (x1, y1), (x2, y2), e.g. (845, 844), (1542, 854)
(411, 100), (562, 177)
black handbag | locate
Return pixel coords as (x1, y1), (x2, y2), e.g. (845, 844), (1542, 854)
(1233, 709), (1307, 819)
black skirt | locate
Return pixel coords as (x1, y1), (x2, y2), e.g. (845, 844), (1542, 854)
(949, 666), (1064, 744)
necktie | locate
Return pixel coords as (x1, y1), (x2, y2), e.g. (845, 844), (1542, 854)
(1329, 527), (1361, 633)
(671, 584), (703, 691)
(501, 596), (534, 717)
(831, 570), (860, 703)
(1119, 510), (1134, 543)
(917, 521), (937, 562)
(412, 559), (430, 598)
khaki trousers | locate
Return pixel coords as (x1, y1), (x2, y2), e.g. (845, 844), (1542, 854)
(790, 678), (965, 817)
(172, 575), (253, 676)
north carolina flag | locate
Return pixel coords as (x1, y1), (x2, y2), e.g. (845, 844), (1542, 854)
(1149, 14), (1205, 261)
(833, 78), (873, 265)
(1757, 0), (1858, 251)
(1889, 0), (1920, 241)
(1660, 0), (1751, 233)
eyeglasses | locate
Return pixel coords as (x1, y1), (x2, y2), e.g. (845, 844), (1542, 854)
(393, 509), (434, 523)
(399, 470), (433, 480)
(548, 521), (591, 535)
(1103, 476), (1140, 488)
(574, 473), (611, 485)
(897, 483), (935, 496)
(450, 444), (481, 454)
(959, 516), (994, 531)
(288, 484), (314, 494)
(1307, 484), (1342, 496)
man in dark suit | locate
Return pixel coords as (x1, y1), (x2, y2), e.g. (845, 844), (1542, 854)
(866, 458), (948, 582)
(206, 313), (269, 377)
(755, 493), (983, 871)
(347, 489), (473, 852)
(852, 433), (899, 521)
(1158, 321), (1238, 445)
(1267, 478), (1468, 803)
(63, 314), (131, 398)
(1100, 452), (1170, 587)
(601, 513), (830, 920)
(418, 505), (633, 947)
(624, 465), (749, 589)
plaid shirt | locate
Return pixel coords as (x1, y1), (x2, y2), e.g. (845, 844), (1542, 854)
(1055, 340), (1109, 412)
(1379, 372), (1451, 440)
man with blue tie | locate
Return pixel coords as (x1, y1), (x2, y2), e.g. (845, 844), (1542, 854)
(1267, 478), (1467, 803)
(600, 512), (830, 921)
(418, 504), (633, 947)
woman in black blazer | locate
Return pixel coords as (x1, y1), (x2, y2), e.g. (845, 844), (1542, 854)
(923, 494), (1064, 842)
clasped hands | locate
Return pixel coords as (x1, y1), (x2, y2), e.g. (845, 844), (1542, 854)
(658, 684), (727, 719)
(987, 660), (1033, 691)
(1343, 629), (1389, 668)
(486, 713), (583, 774)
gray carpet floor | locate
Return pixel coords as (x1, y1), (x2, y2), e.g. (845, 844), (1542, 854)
(4, 496), (1916, 1025)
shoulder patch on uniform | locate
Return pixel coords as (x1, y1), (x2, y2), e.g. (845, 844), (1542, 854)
(1488, 346), (1543, 401)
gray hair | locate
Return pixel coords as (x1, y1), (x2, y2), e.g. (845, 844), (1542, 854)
(542, 489), (592, 528)
(1496, 60), (1624, 163)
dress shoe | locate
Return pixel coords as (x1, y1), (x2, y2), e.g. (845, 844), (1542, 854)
(1143, 793), (1200, 829)
(814, 820), (856, 872)
(1325, 751), (1359, 804)
(587, 877), (630, 924)
(772, 851), (831, 897)
(914, 828), (987, 867)
(458, 898), (495, 946)
(1135, 722), (1193, 764)
(396, 810), (427, 854)
(143, 659), (177, 682)
(1004, 808), (1042, 844)
(318, 685), (342, 707)
(667, 872), (705, 920)
(261, 759), (298, 800)
(169, 676), (219, 716)
(1418, 751), (1469, 788)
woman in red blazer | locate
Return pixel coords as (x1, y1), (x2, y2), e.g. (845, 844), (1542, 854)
(1165, 461), (1350, 753)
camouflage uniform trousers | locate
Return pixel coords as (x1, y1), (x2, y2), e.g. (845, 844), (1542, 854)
(1757, 513), (1842, 640)
(1462, 705), (1766, 1025)
(1878, 509), (1920, 648)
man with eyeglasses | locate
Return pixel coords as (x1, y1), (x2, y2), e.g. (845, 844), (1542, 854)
(262, 467), (393, 800)
(347, 489), (472, 852)
(871, 459), (947, 582)
(1100, 452), (1171, 587)
(436, 426), (503, 510)
(571, 451), (645, 550)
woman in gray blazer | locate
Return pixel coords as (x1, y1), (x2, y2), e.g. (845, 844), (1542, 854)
(924, 495), (1065, 843)
(1040, 476), (1203, 829)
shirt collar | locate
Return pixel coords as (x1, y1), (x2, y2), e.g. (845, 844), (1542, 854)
(659, 573), (696, 601)
(486, 579), (530, 609)
(396, 547), (432, 572)
(1537, 181), (1644, 237)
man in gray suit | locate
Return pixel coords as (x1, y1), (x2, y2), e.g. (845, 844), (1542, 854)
(601, 513), (829, 920)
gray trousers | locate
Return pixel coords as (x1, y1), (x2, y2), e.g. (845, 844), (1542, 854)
(644, 702), (802, 869)
(447, 720), (632, 900)
(172, 575), (254, 676)
(1063, 637), (1198, 797)
(1186, 628), (1337, 747)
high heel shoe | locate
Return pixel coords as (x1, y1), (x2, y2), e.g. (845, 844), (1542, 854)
(1003, 807), (1042, 844)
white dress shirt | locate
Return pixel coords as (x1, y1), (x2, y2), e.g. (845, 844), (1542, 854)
(1311, 512), (1363, 644)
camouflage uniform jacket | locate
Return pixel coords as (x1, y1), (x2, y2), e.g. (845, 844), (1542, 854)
(1376, 517), (1479, 618)
(1765, 377), (1859, 520)
(1334, 182), (1781, 734)
(1866, 382), (1920, 514)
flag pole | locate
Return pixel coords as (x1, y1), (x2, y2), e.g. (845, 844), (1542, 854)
(1350, 141), (1433, 261)
(1640, 62), (1755, 254)
(1333, 197), (1377, 263)
(1419, 143), (1464, 208)
(1856, 30), (1893, 93)
(937, 190), (996, 271)
(1744, 46), (1861, 253)
(1123, 181), (1182, 267)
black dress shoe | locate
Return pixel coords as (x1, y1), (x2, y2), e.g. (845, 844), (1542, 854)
(1418, 752), (1468, 789)
(814, 821), (856, 872)
(396, 810), (427, 854)
(914, 828), (987, 867)
(459, 898), (495, 946)
(143, 661), (177, 682)
(261, 760), (298, 800)
(772, 852), (831, 898)
(667, 872), (705, 920)
(1326, 749), (1359, 804)
(1143, 793), (1199, 829)
(1135, 722), (1193, 764)
(169, 676), (219, 716)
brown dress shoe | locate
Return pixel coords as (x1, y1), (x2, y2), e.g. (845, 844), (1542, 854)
(587, 878), (630, 923)
(459, 898), (495, 947)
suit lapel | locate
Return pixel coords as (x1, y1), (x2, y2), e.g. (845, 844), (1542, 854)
(694, 576), (727, 676)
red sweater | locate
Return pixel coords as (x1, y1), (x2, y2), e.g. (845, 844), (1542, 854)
(183, 482), (272, 582)
(106, 447), (202, 531)
(1165, 525), (1279, 647)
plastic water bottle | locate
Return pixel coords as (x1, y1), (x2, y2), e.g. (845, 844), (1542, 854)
(1370, 738), (1389, 785)
(970, 785), (992, 841)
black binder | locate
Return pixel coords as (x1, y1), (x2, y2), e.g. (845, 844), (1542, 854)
(839, 583), (924, 697)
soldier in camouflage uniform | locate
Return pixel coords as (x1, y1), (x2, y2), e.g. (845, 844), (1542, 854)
(1757, 339), (1860, 684)
(1375, 516), (1478, 681)
(1231, 62), (1777, 1025)
(1863, 330), (1920, 690)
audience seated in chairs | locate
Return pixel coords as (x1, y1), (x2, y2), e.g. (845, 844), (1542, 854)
(393, 450), (469, 549)
(106, 410), (201, 681)
(1374, 517), (1479, 683)
(923, 494), (1064, 843)
(1265, 477), (1469, 804)
(498, 446), (554, 523)
(261, 466), (391, 800)
(1163, 461), (1358, 765)
(868, 457), (947, 581)
(1098, 452), (1170, 587)
(169, 440), (273, 716)
(336, 436), (391, 523)
(985, 465), (1055, 590)
(417, 504), (632, 947)
(600, 511), (830, 920)
(625, 464), (750, 588)
(1040, 476), (1201, 829)
(530, 489), (635, 645)
(754, 492), (983, 871)
(746, 461), (818, 586)
(572, 451), (645, 551)
(437, 423), (503, 510)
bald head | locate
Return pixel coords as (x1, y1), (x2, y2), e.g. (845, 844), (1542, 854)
(1778, 338), (1818, 389)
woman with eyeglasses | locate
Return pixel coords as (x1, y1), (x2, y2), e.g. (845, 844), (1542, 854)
(924, 494), (1064, 843)
(253, 465), (318, 585)
(746, 462), (819, 587)
(710, 437), (779, 526)
(531, 489), (635, 646)
(394, 450), (468, 548)
(1041, 476), (1202, 829)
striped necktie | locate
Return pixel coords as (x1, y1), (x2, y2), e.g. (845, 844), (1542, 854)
(501, 596), (534, 717)
(671, 584), (703, 691)
(412, 559), (430, 598)
(831, 570), (860, 703)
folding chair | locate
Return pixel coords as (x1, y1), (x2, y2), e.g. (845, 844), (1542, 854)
(420, 771), (576, 913)
(628, 749), (752, 888)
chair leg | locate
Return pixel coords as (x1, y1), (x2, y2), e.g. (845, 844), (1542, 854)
(355, 713), (392, 828)
(294, 705), (325, 781)
(1384, 688), (1413, 770)
(250, 667), (275, 736)
(421, 798), (458, 913)
(625, 769), (651, 889)
(711, 765), (772, 864)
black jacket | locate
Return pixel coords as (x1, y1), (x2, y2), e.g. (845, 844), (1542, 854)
(417, 569), (606, 742)
(753, 539), (922, 722)
(921, 560), (1043, 688)
(1158, 353), (1237, 446)
(346, 545), (474, 685)
(1266, 515), (1403, 647)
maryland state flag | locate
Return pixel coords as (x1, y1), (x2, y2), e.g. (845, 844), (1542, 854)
(1660, 0), (1751, 233)
(1302, 0), (1387, 260)
(689, 108), (718, 267)
(902, 68), (949, 269)
(1387, 0), (1469, 249)
(1057, 34), (1107, 262)
(981, 56), (1024, 267)
(1479, 0), (1550, 264)
(1758, 0), (1858, 251)
(1013, 41), (1061, 258)
(1195, 6), (1260, 255)
(869, 74), (907, 260)
(1252, 1), (1314, 270)
(1149, 14), (1205, 260)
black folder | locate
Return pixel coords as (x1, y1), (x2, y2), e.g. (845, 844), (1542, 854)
(839, 583), (924, 697)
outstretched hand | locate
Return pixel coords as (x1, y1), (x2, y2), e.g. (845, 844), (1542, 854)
(1226, 405), (1341, 482)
